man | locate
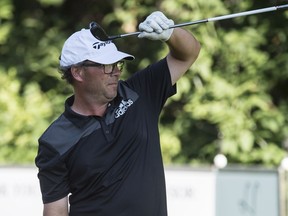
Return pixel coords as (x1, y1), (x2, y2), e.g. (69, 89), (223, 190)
(35, 11), (201, 216)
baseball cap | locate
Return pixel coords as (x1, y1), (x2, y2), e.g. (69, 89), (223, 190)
(60, 28), (134, 67)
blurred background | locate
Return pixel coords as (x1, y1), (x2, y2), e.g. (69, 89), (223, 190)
(0, 0), (288, 215)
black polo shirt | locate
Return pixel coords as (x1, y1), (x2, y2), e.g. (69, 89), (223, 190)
(35, 58), (176, 216)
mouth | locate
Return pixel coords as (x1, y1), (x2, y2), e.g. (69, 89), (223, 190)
(108, 82), (118, 88)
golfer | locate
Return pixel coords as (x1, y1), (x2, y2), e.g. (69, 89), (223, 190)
(35, 11), (201, 216)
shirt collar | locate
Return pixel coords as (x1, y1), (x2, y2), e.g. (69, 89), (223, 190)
(63, 94), (122, 128)
(63, 96), (94, 128)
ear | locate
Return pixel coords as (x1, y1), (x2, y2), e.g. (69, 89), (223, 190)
(71, 66), (84, 82)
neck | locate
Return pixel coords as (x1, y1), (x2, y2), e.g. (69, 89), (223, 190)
(71, 94), (109, 117)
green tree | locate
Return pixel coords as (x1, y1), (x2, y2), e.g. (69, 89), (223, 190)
(0, 0), (288, 166)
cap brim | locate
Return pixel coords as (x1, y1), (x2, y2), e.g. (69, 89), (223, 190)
(86, 49), (134, 64)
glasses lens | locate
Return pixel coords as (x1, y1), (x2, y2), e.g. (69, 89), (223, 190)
(117, 61), (124, 71)
(104, 61), (125, 74)
(104, 64), (113, 74)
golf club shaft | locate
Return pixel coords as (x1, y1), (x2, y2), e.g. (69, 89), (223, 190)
(109, 4), (288, 40)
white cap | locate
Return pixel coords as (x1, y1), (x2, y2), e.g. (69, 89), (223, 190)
(60, 28), (134, 67)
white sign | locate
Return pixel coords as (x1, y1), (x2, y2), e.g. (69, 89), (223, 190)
(0, 167), (279, 216)
(165, 168), (216, 216)
(0, 167), (42, 216)
(216, 169), (279, 216)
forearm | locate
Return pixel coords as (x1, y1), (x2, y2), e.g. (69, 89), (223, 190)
(43, 197), (69, 216)
(166, 28), (201, 85)
(166, 28), (201, 65)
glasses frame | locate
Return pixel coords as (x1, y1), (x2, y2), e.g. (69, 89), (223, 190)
(80, 61), (125, 74)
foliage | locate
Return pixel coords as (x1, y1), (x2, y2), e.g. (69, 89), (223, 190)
(0, 68), (54, 163)
(0, 0), (288, 167)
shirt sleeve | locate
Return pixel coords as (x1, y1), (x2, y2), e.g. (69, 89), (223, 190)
(35, 140), (70, 204)
(125, 57), (176, 114)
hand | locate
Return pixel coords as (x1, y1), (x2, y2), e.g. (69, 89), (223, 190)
(138, 11), (174, 41)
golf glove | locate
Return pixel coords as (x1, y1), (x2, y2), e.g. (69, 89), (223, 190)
(138, 11), (174, 41)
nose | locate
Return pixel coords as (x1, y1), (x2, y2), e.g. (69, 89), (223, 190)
(110, 67), (121, 76)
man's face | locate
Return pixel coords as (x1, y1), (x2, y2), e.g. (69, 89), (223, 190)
(73, 61), (123, 103)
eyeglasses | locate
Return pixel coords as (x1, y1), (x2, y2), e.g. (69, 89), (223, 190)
(80, 61), (125, 74)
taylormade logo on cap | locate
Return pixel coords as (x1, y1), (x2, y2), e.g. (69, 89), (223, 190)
(93, 41), (112, 49)
(60, 29), (134, 67)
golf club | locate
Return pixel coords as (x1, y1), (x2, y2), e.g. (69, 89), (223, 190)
(90, 4), (288, 41)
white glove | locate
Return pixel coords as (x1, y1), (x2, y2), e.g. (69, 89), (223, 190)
(138, 11), (174, 41)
